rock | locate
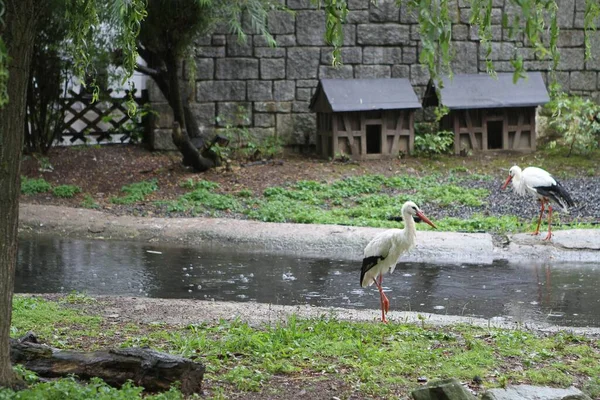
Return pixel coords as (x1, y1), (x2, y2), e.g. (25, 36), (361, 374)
(411, 378), (476, 400)
(482, 385), (591, 400)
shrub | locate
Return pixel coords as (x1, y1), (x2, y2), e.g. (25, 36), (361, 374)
(21, 177), (52, 195)
(545, 93), (600, 155)
(52, 184), (81, 198)
(413, 130), (454, 156)
(111, 180), (158, 204)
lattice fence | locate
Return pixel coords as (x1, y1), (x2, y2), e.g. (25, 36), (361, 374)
(56, 88), (148, 146)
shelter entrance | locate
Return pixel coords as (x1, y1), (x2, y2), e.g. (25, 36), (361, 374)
(366, 124), (382, 154)
(487, 120), (503, 150)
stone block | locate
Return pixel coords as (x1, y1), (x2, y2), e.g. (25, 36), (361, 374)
(319, 65), (354, 79)
(261, 58), (286, 80)
(586, 31), (600, 70)
(557, 30), (585, 47)
(481, 42), (516, 61)
(216, 102), (252, 126)
(491, 8), (502, 24)
(254, 101), (292, 113)
(188, 102), (216, 127)
(195, 34), (212, 46)
(354, 65), (391, 78)
(400, 4), (418, 23)
(194, 58), (214, 80)
(197, 81), (246, 102)
(348, 0), (370, 9)
(481, 384), (591, 400)
(557, 0), (575, 28)
(410, 64), (430, 86)
(570, 71), (598, 90)
(451, 41), (479, 73)
(248, 81), (273, 101)
(196, 46), (225, 58)
(452, 24), (469, 41)
(150, 128), (178, 151)
(286, 0), (316, 9)
(403, 46), (418, 64)
(321, 47), (363, 64)
(296, 80), (318, 88)
(148, 103), (174, 129)
(363, 47), (403, 64)
(254, 47), (286, 58)
(287, 47), (321, 79)
(247, 127), (276, 140)
(277, 113), (316, 145)
(216, 58), (259, 80)
(226, 35), (253, 57)
(146, 79), (167, 103)
(392, 64), (410, 78)
(274, 80), (296, 101)
(574, 11), (585, 28)
(275, 35), (296, 46)
(523, 61), (551, 71)
(343, 24), (357, 46)
(211, 35), (226, 46)
(557, 48), (584, 70)
(369, 0), (399, 22)
(296, 88), (312, 101)
(268, 10), (295, 34)
(412, 378), (476, 400)
(297, 10), (326, 45)
(357, 24), (410, 45)
(347, 10), (369, 24)
(292, 100), (309, 112)
(254, 113), (275, 127)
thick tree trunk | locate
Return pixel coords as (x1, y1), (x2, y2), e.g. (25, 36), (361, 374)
(10, 333), (205, 395)
(0, 1), (39, 389)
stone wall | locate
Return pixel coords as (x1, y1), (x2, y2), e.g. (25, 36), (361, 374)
(148, 0), (600, 150)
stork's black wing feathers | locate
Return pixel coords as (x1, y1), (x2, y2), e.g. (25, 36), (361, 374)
(535, 180), (575, 210)
(360, 256), (384, 286)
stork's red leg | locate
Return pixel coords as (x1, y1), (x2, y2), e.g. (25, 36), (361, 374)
(378, 275), (390, 314)
(543, 203), (553, 241)
(373, 276), (389, 323)
(532, 199), (545, 235)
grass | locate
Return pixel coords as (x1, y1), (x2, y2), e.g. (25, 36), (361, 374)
(20, 177), (52, 195)
(7, 296), (600, 399)
(110, 179), (158, 205)
(52, 184), (81, 198)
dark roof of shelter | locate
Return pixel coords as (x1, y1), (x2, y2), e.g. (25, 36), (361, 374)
(309, 78), (422, 112)
(422, 72), (550, 109)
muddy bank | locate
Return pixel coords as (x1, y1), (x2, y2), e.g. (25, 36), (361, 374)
(18, 204), (600, 263)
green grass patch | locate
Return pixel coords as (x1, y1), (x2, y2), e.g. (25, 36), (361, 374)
(20, 177), (52, 195)
(110, 179), (158, 205)
(81, 194), (100, 209)
(52, 184), (81, 198)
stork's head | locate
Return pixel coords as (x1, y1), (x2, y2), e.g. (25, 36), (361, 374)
(501, 165), (521, 190)
(401, 201), (437, 229)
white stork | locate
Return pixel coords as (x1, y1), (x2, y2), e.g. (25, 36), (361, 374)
(501, 165), (575, 241)
(360, 201), (437, 323)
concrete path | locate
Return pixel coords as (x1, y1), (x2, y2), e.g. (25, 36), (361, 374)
(19, 204), (600, 263)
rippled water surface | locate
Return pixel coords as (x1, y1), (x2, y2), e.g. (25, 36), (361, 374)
(16, 235), (600, 327)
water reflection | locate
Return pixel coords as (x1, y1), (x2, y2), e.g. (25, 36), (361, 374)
(16, 235), (600, 327)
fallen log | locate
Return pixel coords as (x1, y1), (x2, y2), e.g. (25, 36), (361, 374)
(10, 332), (204, 395)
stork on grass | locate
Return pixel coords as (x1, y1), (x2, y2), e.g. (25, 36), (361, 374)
(501, 165), (575, 241)
(360, 201), (437, 323)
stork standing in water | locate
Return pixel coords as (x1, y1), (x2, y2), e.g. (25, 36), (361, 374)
(501, 165), (575, 241)
(360, 201), (437, 323)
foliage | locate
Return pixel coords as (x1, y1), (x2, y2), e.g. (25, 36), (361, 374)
(24, 3), (70, 155)
(20, 177), (52, 195)
(544, 93), (600, 155)
(52, 185), (82, 198)
(81, 194), (100, 209)
(413, 130), (454, 157)
(110, 179), (158, 205)
(216, 106), (283, 161)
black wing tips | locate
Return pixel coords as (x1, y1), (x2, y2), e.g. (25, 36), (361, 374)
(360, 256), (383, 286)
(536, 182), (576, 210)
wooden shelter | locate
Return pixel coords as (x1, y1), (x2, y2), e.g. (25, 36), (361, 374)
(422, 72), (550, 154)
(309, 78), (421, 160)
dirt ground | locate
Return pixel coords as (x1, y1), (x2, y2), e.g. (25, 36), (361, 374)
(20, 144), (507, 209)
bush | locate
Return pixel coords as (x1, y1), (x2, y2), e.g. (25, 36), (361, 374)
(413, 130), (454, 156)
(544, 93), (600, 155)
(52, 185), (81, 198)
(21, 177), (52, 195)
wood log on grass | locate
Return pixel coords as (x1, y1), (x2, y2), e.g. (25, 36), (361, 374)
(10, 332), (204, 395)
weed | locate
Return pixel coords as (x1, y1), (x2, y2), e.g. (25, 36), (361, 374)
(81, 194), (100, 209)
(20, 176), (52, 195)
(111, 179), (158, 205)
(52, 184), (81, 198)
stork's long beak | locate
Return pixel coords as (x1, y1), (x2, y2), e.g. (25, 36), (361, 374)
(501, 175), (512, 190)
(416, 211), (437, 229)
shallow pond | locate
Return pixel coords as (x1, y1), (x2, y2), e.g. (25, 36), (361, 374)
(16, 235), (600, 327)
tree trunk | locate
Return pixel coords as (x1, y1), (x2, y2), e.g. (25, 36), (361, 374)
(10, 333), (205, 395)
(0, 0), (39, 388)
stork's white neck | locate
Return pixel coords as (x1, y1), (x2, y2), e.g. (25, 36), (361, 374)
(401, 210), (418, 244)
